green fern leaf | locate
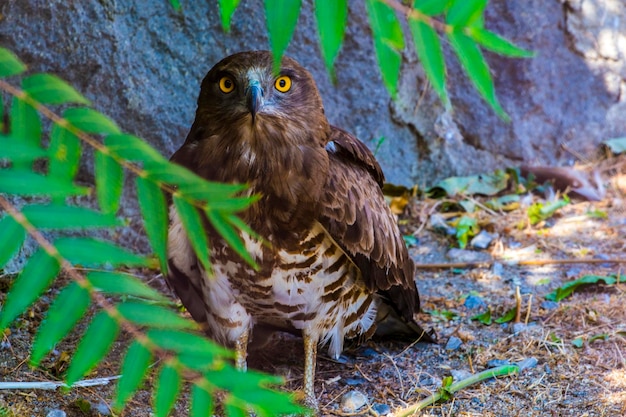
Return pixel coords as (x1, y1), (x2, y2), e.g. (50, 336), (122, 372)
(49, 125), (81, 187)
(10, 97), (42, 169)
(314, 0), (347, 79)
(86, 271), (170, 303)
(205, 209), (257, 269)
(117, 301), (198, 330)
(467, 27), (535, 58)
(191, 383), (214, 417)
(105, 134), (167, 165)
(153, 363), (181, 417)
(136, 176), (168, 272)
(95, 150), (124, 214)
(30, 282), (90, 366)
(22, 204), (122, 229)
(22, 73), (90, 105)
(224, 400), (247, 417)
(63, 107), (122, 134)
(0, 138), (48, 163)
(147, 329), (232, 359)
(0, 248), (61, 329)
(409, 17), (449, 106)
(65, 311), (120, 386)
(173, 195), (211, 273)
(448, 30), (509, 120)
(265, 0), (302, 73)
(218, 0), (242, 32)
(414, 0), (451, 16)
(365, 0), (404, 98)
(113, 340), (153, 411)
(0, 47), (27, 77)
(55, 237), (148, 267)
(0, 170), (89, 197)
(446, 0), (487, 27)
(0, 215), (26, 269)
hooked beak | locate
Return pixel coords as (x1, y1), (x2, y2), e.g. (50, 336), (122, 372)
(246, 81), (263, 122)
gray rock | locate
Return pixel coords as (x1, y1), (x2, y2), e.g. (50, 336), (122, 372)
(470, 230), (497, 249)
(511, 322), (528, 335)
(92, 400), (112, 416)
(540, 300), (559, 310)
(487, 359), (511, 368)
(450, 369), (473, 382)
(46, 410), (67, 417)
(445, 336), (463, 350)
(516, 357), (539, 371)
(464, 294), (486, 309)
(2, 0), (625, 255)
(372, 403), (391, 416)
(340, 390), (369, 413)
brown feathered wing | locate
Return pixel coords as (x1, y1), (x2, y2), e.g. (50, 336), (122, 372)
(319, 126), (434, 342)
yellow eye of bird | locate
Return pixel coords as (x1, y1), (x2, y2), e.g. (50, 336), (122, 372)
(219, 76), (235, 93)
(275, 75), (291, 93)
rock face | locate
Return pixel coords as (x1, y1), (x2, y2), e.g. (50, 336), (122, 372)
(1, 0), (624, 186)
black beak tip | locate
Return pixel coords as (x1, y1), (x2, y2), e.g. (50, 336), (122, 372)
(247, 84), (263, 121)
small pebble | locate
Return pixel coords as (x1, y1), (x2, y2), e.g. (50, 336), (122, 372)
(430, 213), (456, 235)
(419, 375), (438, 386)
(359, 347), (379, 358)
(345, 377), (365, 386)
(340, 390), (369, 413)
(487, 359), (511, 368)
(372, 403), (391, 416)
(544, 364), (552, 374)
(492, 261), (503, 277)
(46, 410), (67, 417)
(470, 230), (497, 249)
(450, 369), (472, 381)
(511, 322), (528, 335)
(540, 300), (559, 310)
(464, 294), (486, 309)
(92, 400), (111, 416)
(445, 336), (463, 350)
(516, 357), (538, 371)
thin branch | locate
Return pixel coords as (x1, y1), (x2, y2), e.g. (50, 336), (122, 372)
(380, 0), (449, 33)
(414, 257), (626, 270)
(0, 376), (121, 391)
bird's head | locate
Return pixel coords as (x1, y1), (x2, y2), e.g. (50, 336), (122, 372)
(194, 51), (329, 148)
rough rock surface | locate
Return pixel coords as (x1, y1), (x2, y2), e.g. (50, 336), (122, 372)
(2, 0), (624, 187)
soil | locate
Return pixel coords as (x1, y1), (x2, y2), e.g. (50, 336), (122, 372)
(1, 157), (625, 417)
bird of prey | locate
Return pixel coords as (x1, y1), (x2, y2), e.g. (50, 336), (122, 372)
(166, 50), (433, 407)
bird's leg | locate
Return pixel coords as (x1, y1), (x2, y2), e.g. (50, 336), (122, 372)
(235, 329), (249, 372)
(302, 330), (318, 409)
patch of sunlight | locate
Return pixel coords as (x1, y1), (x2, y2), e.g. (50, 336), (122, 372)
(602, 368), (626, 405)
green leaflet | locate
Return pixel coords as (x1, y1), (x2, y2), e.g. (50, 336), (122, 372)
(153, 364), (181, 417)
(22, 204), (122, 229)
(95, 149), (124, 214)
(169, 0), (181, 10)
(116, 301), (198, 330)
(265, 0), (302, 73)
(467, 27), (535, 58)
(191, 383), (214, 417)
(0, 47), (27, 77)
(22, 73), (90, 105)
(63, 107), (122, 135)
(409, 17), (448, 106)
(446, 0), (487, 27)
(136, 176), (168, 272)
(218, 0), (242, 31)
(173, 195), (211, 273)
(365, 0), (404, 98)
(224, 400), (248, 417)
(86, 271), (169, 303)
(447, 30), (509, 120)
(414, 0), (451, 16)
(147, 329), (232, 359)
(65, 311), (120, 386)
(105, 134), (167, 166)
(0, 215), (26, 269)
(205, 209), (257, 269)
(0, 170), (89, 197)
(314, 0), (347, 79)
(10, 97), (41, 169)
(55, 237), (148, 267)
(113, 340), (153, 411)
(30, 282), (90, 366)
(0, 248), (61, 329)
(0, 137), (48, 163)
(48, 125), (81, 187)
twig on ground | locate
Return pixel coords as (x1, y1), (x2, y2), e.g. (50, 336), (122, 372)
(515, 286), (522, 323)
(0, 376), (121, 390)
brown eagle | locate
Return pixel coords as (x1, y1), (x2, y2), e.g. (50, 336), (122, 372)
(166, 51), (433, 406)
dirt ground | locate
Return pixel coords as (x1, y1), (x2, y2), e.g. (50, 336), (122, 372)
(1, 157), (625, 417)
